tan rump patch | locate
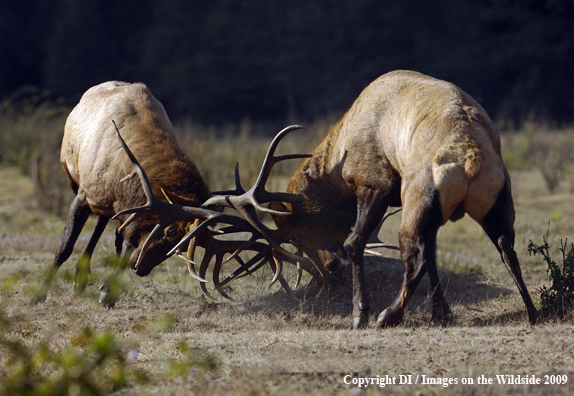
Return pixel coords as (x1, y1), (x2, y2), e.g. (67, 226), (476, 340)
(431, 134), (482, 223)
(432, 162), (468, 224)
(463, 137), (481, 179)
(432, 135), (481, 179)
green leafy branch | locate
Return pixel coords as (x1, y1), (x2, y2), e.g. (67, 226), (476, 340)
(528, 236), (574, 318)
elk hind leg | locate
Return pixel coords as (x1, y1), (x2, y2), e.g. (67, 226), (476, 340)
(426, 233), (452, 324)
(30, 194), (91, 304)
(377, 181), (444, 327)
(480, 183), (538, 325)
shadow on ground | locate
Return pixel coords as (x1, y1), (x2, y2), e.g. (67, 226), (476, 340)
(243, 255), (516, 325)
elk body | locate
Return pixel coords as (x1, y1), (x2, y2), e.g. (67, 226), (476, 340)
(31, 81), (210, 306)
(270, 70), (538, 328)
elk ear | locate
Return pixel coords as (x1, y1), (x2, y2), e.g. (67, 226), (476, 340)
(161, 188), (198, 206)
(268, 200), (291, 223)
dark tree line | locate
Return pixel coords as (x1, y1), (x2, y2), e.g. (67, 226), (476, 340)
(2, 0), (574, 125)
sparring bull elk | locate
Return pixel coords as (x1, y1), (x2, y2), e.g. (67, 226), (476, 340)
(268, 70), (538, 328)
(30, 81), (303, 307)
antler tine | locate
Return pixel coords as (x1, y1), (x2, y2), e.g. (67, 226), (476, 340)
(222, 234), (259, 265)
(187, 219), (201, 259)
(219, 246), (271, 286)
(231, 256), (270, 281)
(175, 251), (208, 282)
(248, 125), (311, 215)
(133, 222), (163, 270)
(295, 261), (303, 288)
(252, 125), (308, 192)
(179, 219), (205, 281)
(266, 257), (299, 302)
(117, 213), (136, 232)
(212, 253), (234, 300)
(364, 207), (402, 252)
(112, 120), (176, 223)
(381, 207), (402, 223)
(201, 125), (310, 214)
(293, 248), (304, 288)
(276, 274), (300, 302)
(267, 251), (283, 290)
(198, 252), (217, 300)
(211, 162), (246, 196)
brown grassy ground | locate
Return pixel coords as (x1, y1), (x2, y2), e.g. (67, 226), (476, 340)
(1, 166), (574, 395)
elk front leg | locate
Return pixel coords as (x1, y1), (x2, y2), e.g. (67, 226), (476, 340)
(30, 194), (91, 304)
(348, 188), (389, 329)
(74, 215), (109, 294)
(98, 230), (129, 308)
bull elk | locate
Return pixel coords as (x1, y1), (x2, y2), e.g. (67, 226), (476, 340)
(268, 70), (538, 328)
(30, 81), (272, 306)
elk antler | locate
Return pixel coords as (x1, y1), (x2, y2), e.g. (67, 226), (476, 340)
(112, 120), (312, 300)
(166, 125), (311, 266)
(207, 125), (312, 211)
(200, 125), (311, 256)
(363, 207), (402, 255)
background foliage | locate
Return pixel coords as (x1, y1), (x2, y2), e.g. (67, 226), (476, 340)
(2, 0), (574, 125)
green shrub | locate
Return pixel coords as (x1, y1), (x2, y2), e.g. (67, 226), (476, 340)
(0, 319), (133, 396)
(0, 308), (218, 395)
(528, 236), (574, 318)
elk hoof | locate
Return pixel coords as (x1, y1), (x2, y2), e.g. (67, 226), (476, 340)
(432, 306), (453, 325)
(529, 310), (540, 326)
(353, 312), (369, 329)
(377, 308), (402, 328)
(98, 284), (117, 309)
(98, 291), (117, 308)
(73, 278), (87, 295)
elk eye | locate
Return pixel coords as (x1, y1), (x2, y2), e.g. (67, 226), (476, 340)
(166, 227), (177, 239)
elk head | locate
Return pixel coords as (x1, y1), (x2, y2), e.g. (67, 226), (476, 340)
(115, 200), (197, 277)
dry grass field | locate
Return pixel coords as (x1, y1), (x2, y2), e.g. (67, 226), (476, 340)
(1, 127), (574, 395)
